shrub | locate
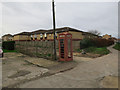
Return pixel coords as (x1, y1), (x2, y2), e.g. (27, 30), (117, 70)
(92, 38), (114, 47)
(2, 41), (15, 50)
(80, 38), (114, 49)
(80, 38), (94, 49)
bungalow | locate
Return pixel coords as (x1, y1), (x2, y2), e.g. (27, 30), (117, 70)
(13, 27), (99, 41)
(2, 34), (13, 41)
(30, 30), (47, 41)
(30, 27), (98, 41)
(13, 32), (31, 41)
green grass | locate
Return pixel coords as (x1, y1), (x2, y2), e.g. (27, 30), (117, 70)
(84, 47), (110, 55)
(3, 49), (17, 53)
(113, 42), (120, 51)
(76, 49), (82, 52)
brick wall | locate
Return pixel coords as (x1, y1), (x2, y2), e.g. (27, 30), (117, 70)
(15, 41), (54, 59)
(15, 40), (81, 60)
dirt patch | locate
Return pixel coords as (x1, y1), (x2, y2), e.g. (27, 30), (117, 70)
(73, 52), (102, 58)
(8, 70), (31, 78)
(99, 76), (118, 88)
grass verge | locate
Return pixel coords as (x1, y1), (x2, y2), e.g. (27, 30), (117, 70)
(84, 47), (110, 55)
(3, 49), (17, 53)
(113, 42), (120, 51)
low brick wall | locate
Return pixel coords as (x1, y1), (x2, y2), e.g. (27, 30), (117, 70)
(15, 41), (54, 59)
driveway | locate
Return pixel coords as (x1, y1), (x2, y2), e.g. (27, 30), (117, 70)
(18, 45), (118, 88)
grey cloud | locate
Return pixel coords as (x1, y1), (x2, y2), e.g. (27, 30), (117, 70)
(1, 2), (118, 38)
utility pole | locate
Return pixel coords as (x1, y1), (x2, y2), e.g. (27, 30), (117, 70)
(52, 0), (57, 60)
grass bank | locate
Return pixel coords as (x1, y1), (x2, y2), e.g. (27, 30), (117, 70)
(113, 42), (120, 51)
(85, 47), (110, 55)
(76, 47), (110, 55)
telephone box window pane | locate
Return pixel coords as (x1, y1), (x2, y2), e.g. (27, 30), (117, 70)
(60, 35), (65, 37)
(68, 39), (71, 58)
(60, 39), (64, 58)
(67, 35), (71, 37)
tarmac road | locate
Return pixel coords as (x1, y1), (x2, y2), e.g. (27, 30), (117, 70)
(18, 45), (118, 88)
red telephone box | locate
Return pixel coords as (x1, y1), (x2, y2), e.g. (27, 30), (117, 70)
(58, 32), (73, 61)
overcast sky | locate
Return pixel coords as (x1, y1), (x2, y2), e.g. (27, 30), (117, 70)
(1, 1), (118, 38)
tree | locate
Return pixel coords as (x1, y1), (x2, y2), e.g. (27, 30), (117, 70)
(88, 30), (101, 36)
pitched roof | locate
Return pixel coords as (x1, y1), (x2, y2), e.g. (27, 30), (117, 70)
(2, 34), (13, 37)
(31, 29), (47, 34)
(13, 32), (31, 36)
(103, 34), (111, 37)
(12, 27), (99, 37)
(48, 27), (83, 33)
(30, 27), (84, 34)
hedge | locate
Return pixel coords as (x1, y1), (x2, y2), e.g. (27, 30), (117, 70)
(80, 38), (94, 49)
(80, 38), (114, 49)
(2, 41), (15, 50)
(92, 38), (114, 47)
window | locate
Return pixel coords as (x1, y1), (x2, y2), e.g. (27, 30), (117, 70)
(30, 35), (33, 40)
(45, 33), (47, 39)
(40, 34), (43, 40)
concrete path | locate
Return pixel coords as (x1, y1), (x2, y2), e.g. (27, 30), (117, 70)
(2, 53), (48, 88)
(23, 57), (59, 68)
(18, 45), (118, 88)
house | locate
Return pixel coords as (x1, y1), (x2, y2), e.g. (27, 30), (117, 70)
(2, 34), (13, 41)
(102, 34), (112, 39)
(47, 27), (84, 40)
(48, 27), (98, 40)
(30, 30), (47, 40)
(30, 27), (98, 41)
(13, 27), (99, 41)
(13, 32), (31, 41)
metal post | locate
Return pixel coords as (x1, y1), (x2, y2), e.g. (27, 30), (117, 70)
(52, 0), (57, 60)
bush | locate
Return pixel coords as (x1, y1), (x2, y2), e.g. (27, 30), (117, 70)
(80, 38), (94, 49)
(2, 41), (15, 50)
(92, 38), (114, 47)
(80, 38), (114, 49)
(113, 42), (120, 51)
